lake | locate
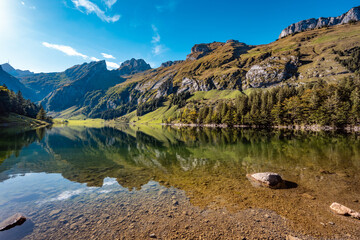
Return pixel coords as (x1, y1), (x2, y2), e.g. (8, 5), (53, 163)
(0, 125), (359, 239)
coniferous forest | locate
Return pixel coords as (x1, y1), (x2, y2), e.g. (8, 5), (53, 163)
(0, 84), (52, 122)
(165, 77), (360, 127)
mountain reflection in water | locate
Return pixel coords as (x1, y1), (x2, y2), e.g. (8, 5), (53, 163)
(0, 125), (360, 239)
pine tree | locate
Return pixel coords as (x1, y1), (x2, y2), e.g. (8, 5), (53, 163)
(36, 106), (47, 120)
(350, 87), (360, 124)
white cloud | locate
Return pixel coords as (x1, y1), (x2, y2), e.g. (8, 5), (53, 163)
(151, 25), (160, 43)
(21, 1), (25, 5)
(71, 0), (120, 23)
(151, 25), (168, 56)
(42, 42), (88, 59)
(101, 53), (115, 59)
(103, 0), (117, 8)
(106, 61), (119, 69)
(152, 45), (167, 55)
(90, 56), (100, 61)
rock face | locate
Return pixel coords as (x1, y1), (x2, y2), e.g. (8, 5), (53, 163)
(186, 42), (226, 60)
(0, 213), (26, 231)
(330, 202), (360, 219)
(117, 58), (151, 75)
(178, 78), (215, 94)
(160, 60), (184, 68)
(247, 172), (284, 189)
(245, 56), (298, 88)
(279, 6), (360, 38)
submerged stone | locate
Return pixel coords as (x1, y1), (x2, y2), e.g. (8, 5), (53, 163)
(247, 172), (284, 189)
(330, 202), (360, 219)
(0, 213), (27, 231)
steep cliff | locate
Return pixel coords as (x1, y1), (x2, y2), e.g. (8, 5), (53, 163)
(279, 6), (360, 38)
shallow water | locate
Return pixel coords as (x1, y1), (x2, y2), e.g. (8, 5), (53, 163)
(0, 125), (359, 239)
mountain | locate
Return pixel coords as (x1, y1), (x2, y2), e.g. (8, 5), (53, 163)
(280, 6), (360, 38)
(86, 20), (360, 120)
(0, 66), (35, 99)
(14, 59), (151, 118)
(8, 7), (360, 122)
(41, 61), (122, 113)
(117, 58), (151, 75)
(1, 63), (34, 77)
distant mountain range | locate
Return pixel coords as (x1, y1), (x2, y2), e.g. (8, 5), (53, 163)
(0, 6), (359, 121)
(0, 65), (35, 99)
(1, 63), (34, 77)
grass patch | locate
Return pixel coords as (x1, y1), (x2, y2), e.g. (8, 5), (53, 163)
(189, 90), (243, 101)
(54, 118), (105, 128)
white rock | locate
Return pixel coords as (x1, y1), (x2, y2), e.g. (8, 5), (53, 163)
(247, 172), (284, 189)
(330, 202), (360, 219)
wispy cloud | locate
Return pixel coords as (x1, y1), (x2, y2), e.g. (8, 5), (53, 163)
(71, 0), (120, 23)
(20, 0), (36, 10)
(151, 25), (167, 55)
(42, 42), (88, 59)
(103, 0), (117, 8)
(106, 61), (119, 69)
(156, 0), (177, 12)
(101, 53), (116, 59)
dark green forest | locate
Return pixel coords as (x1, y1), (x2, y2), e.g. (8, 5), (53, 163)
(0, 84), (52, 122)
(165, 77), (360, 127)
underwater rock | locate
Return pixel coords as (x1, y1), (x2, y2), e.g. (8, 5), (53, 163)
(330, 202), (360, 219)
(247, 172), (284, 189)
(0, 213), (27, 231)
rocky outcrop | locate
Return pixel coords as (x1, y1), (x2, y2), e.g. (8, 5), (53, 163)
(186, 42), (225, 60)
(0, 213), (26, 231)
(247, 172), (284, 189)
(160, 61), (184, 68)
(280, 6), (360, 38)
(245, 56), (298, 88)
(330, 202), (360, 219)
(177, 78), (215, 93)
(117, 58), (151, 75)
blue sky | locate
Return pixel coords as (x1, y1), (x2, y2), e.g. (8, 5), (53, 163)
(0, 0), (357, 73)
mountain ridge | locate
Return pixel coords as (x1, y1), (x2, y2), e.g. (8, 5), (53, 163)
(1, 63), (34, 77)
(280, 6), (360, 38)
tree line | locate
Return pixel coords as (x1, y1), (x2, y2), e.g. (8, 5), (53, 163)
(165, 77), (360, 127)
(0, 84), (52, 122)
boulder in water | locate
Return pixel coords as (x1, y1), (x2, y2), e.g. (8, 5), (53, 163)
(0, 213), (27, 231)
(247, 172), (284, 189)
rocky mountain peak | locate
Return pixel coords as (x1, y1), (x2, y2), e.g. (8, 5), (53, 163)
(279, 6), (360, 38)
(117, 58), (151, 75)
(63, 60), (107, 81)
(186, 42), (226, 60)
(160, 60), (184, 68)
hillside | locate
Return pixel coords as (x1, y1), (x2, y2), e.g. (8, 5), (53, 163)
(86, 21), (360, 122)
